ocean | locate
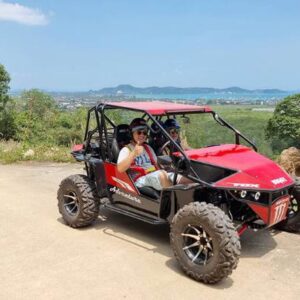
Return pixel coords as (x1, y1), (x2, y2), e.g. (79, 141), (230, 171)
(133, 91), (293, 102)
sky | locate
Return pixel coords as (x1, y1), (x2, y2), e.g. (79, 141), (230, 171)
(0, 0), (300, 91)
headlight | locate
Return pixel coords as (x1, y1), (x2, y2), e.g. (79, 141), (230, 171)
(240, 190), (247, 198)
(254, 192), (261, 200)
(229, 190), (279, 204)
(230, 190), (265, 202)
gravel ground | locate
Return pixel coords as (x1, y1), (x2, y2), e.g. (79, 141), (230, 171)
(0, 162), (300, 300)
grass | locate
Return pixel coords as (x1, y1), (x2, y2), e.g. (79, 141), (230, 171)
(0, 141), (74, 164)
(179, 105), (275, 158)
(0, 104), (277, 163)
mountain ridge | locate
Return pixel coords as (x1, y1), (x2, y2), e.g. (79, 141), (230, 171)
(92, 84), (288, 95)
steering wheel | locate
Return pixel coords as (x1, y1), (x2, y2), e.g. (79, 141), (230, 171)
(157, 140), (171, 156)
(171, 155), (191, 184)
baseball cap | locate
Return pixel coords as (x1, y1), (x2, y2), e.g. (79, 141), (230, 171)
(164, 118), (181, 130)
(130, 118), (147, 132)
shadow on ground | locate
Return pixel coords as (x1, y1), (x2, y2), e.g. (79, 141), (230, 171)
(57, 207), (283, 289)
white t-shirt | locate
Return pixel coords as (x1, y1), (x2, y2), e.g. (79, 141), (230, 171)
(117, 143), (157, 170)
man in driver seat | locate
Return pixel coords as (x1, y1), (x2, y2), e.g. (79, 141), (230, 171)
(117, 118), (188, 190)
(164, 118), (191, 153)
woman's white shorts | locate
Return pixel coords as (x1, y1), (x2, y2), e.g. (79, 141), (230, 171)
(135, 170), (182, 191)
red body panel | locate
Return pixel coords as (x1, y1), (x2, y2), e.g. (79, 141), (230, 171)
(248, 195), (290, 226)
(104, 162), (139, 194)
(182, 144), (294, 190)
(106, 101), (212, 116)
(268, 195), (290, 225)
(72, 144), (84, 152)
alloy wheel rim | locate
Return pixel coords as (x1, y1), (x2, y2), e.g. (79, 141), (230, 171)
(63, 191), (79, 216)
(287, 196), (299, 218)
(181, 224), (214, 265)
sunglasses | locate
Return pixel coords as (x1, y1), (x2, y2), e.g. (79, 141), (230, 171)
(136, 130), (148, 136)
(169, 129), (180, 134)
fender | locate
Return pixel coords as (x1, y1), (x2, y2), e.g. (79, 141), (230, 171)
(89, 158), (107, 198)
(160, 183), (201, 220)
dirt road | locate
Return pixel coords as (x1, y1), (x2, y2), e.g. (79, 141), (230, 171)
(0, 163), (299, 300)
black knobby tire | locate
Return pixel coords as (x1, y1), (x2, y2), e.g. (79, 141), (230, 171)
(170, 202), (241, 284)
(57, 174), (100, 228)
(275, 179), (300, 233)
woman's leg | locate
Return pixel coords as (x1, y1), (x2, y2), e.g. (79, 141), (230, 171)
(158, 170), (172, 188)
(136, 170), (172, 190)
(167, 172), (193, 185)
(178, 176), (193, 184)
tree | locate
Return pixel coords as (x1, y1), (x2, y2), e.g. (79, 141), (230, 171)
(0, 64), (10, 111)
(266, 94), (300, 153)
(53, 108), (86, 146)
(16, 89), (58, 143)
(0, 64), (16, 140)
(21, 89), (58, 118)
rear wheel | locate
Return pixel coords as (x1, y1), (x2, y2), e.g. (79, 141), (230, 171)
(275, 179), (300, 232)
(57, 174), (100, 228)
(170, 202), (241, 284)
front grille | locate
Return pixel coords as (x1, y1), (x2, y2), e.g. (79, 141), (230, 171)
(229, 188), (290, 206)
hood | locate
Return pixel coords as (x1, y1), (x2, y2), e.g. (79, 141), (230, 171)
(184, 144), (294, 190)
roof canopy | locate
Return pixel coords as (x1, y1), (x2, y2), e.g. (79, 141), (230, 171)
(104, 101), (212, 116)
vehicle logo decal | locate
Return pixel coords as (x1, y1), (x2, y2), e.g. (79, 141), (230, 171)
(271, 177), (287, 185)
(109, 186), (141, 204)
(111, 176), (135, 192)
(232, 183), (260, 188)
(273, 202), (287, 223)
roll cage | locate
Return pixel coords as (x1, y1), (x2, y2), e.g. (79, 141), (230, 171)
(81, 101), (257, 188)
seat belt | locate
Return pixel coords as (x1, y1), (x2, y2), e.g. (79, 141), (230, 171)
(126, 144), (158, 181)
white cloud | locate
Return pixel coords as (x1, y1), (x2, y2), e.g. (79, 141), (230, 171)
(0, 1), (49, 25)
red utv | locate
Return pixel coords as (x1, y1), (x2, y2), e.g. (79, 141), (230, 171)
(57, 101), (299, 284)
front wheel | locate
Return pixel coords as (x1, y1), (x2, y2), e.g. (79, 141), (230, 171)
(57, 174), (100, 228)
(170, 202), (241, 284)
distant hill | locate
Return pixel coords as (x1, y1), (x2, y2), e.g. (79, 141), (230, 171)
(92, 84), (287, 95)
(10, 85), (291, 102)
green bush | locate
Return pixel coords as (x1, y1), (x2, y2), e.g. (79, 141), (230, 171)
(266, 94), (300, 153)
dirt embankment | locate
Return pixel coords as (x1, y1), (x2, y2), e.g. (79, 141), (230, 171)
(278, 147), (300, 177)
